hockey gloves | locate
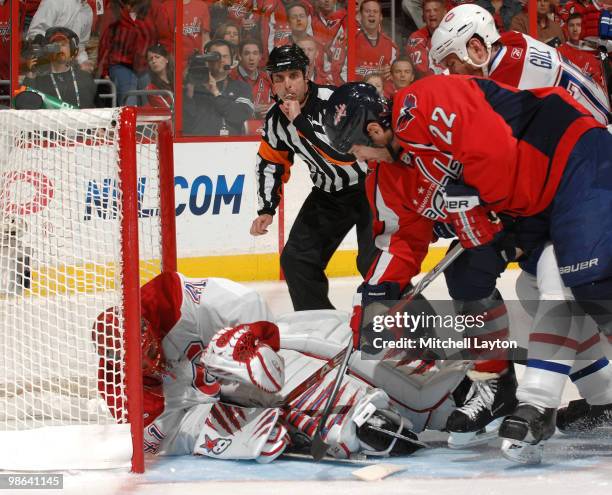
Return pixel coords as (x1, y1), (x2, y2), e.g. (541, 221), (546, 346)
(350, 281), (402, 350)
(443, 181), (502, 249)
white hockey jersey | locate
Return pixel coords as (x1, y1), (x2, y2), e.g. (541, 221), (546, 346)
(99, 274), (469, 461)
(489, 31), (611, 125)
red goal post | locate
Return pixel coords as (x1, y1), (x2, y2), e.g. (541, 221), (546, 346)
(0, 107), (176, 473)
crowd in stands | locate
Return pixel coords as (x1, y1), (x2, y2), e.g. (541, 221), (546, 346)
(1, 0), (610, 135)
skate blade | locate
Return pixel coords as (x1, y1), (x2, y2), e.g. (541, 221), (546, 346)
(447, 418), (503, 449)
(500, 438), (543, 465)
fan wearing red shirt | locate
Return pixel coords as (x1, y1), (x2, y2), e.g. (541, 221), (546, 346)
(163, 0), (211, 64)
(405, 0), (447, 77)
(354, 0), (397, 81)
(296, 35), (335, 84)
(558, 12), (608, 91)
(311, 0), (346, 82)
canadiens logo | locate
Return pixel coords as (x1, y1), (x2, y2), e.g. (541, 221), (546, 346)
(333, 103), (347, 125)
(511, 47), (523, 60)
(444, 12), (455, 22)
(396, 94), (418, 133)
(200, 435), (232, 455)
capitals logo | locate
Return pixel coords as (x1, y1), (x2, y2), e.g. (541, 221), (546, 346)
(395, 93), (418, 133)
(200, 435), (232, 455)
(333, 103), (347, 126)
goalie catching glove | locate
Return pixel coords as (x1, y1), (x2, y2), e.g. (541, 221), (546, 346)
(203, 321), (285, 393)
(443, 181), (503, 249)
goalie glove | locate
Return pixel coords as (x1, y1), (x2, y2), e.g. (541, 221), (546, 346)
(203, 321), (285, 393)
(443, 181), (502, 249)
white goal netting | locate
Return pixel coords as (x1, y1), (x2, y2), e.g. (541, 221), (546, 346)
(0, 108), (171, 471)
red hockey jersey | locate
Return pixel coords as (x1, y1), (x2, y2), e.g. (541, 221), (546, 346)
(392, 75), (603, 218)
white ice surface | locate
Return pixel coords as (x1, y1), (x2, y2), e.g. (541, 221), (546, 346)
(4, 271), (612, 495)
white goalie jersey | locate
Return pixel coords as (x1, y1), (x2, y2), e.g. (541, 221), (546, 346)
(95, 274), (470, 462)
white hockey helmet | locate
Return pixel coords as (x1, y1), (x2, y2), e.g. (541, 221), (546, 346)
(430, 4), (501, 67)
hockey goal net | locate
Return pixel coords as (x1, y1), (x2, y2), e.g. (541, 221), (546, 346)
(0, 107), (176, 472)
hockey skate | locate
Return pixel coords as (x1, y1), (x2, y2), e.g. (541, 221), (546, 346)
(446, 367), (518, 449)
(499, 403), (556, 465)
(556, 399), (612, 438)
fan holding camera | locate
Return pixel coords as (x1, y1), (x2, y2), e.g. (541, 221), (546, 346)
(183, 39), (254, 136)
(21, 27), (98, 109)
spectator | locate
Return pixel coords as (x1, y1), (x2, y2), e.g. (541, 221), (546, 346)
(162, 0), (211, 65)
(183, 39), (253, 136)
(311, 0), (347, 83)
(261, 0), (313, 57)
(558, 13), (608, 90)
(475, 0), (522, 32)
(287, 2), (310, 42)
(510, 0), (565, 44)
(388, 56), (416, 97)
(354, 0), (397, 81)
(296, 35), (335, 84)
(26, 0), (95, 72)
(224, 0), (261, 41)
(97, 0), (173, 106)
(144, 43), (174, 108)
(23, 27), (98, 108)
(229, 38), (274, 133)
(214, 21), (241, 65)
(363, 72), (385, 97)
(214, 21), (241, 46)
(405, 0), (447, 78)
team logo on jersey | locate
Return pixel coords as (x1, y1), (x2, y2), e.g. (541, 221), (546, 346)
(511, 47), (523, 60)
(396, 94), (418, 133)
(444, 12), (455, 22)
(200, 435), (232, 455)
(184, 280), (208, 304)
(333, 103), (347, 125)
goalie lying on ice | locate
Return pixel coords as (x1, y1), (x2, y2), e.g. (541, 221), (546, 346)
(92, 272), (470, 462)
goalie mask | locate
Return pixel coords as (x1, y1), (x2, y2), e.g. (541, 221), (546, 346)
(323, 82), (390, 154)
(92, 308), (165, 377)
(203, 321), (285, 393)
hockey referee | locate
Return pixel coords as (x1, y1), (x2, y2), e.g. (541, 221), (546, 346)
(250, 44), (378, 311)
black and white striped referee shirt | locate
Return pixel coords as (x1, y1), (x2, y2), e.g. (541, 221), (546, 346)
(256, 82), (368, 216)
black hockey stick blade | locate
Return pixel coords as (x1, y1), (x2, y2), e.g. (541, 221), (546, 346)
(310, 431), (331, 461)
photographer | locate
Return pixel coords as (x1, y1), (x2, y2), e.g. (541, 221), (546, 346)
(23, 27), (98, 109)
(183, 39), (254, 136)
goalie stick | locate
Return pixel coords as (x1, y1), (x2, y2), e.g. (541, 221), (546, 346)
(310, 242), (465, 461)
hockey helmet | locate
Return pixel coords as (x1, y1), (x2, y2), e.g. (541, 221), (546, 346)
(430, 4), (500, 66)
(265, 43), (310, 75)
(92, 308), (165, 377)
(323, 82), (390, 154)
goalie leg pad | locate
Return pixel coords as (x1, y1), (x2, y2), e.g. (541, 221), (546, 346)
(193, 403), (289, 462)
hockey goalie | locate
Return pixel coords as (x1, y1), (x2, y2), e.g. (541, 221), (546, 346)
(92, 272), (471, 462)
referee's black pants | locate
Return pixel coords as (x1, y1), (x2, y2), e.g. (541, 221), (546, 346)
(280, 183), (378, 311)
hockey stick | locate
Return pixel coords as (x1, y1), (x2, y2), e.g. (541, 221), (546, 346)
(310, 242), (465, 461)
